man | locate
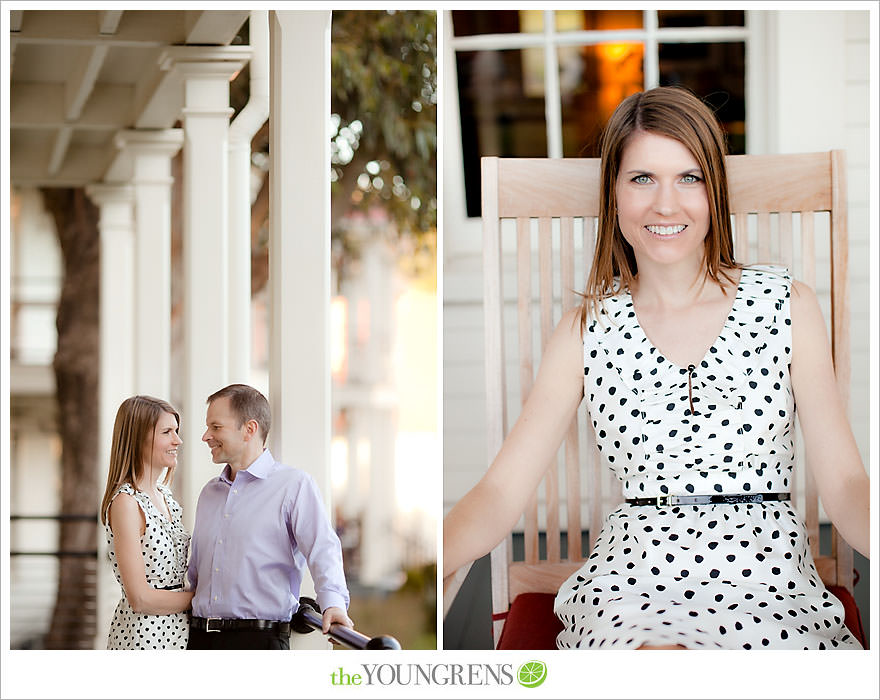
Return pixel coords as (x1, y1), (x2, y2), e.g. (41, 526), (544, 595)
(186, 383), (352, 649)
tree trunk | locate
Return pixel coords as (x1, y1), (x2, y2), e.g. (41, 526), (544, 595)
(40, 188), (100, 649)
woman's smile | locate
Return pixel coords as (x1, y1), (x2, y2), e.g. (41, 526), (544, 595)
(645, 224), (687, 238)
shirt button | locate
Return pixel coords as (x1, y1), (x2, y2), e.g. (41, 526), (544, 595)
(224, 514), (229, 518)
(213, 596), (218, 601)
(218, 539), (222, 544)
(232, 489), (238, 494)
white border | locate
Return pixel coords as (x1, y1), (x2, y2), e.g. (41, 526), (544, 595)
(2, 3), (879, 700)
(435, 6), (446, 653)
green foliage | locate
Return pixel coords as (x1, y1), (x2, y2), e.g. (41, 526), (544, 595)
(402, 562), (437, 639)
(331, 10), (437, 242)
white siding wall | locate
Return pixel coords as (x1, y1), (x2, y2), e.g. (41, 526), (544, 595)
(442, 10), (873, 513)
(843, 12), (873, 480)
(773, 11), (871, 475)
(844, 11), (870, 473)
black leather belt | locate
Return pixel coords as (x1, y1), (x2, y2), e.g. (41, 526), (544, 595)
(190, 616), (291, 635)
(156, 584), (183, 591)
(626, 492), (790, 506)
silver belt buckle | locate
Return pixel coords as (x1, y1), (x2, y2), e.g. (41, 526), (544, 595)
(656, 494), (677, 506)
(205, 617), (223, 633)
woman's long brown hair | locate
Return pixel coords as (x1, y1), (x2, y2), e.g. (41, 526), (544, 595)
(100, 395), (179, 524)
(579, 86), (740, 330)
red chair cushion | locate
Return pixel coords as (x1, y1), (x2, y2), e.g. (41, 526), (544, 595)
(828, 585), (868, 649)
(497, 588), (867, 650)
(496, 592), (560, 650)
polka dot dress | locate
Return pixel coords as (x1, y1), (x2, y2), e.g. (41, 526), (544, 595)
(554, 266), (860, 649)
(104, 483), (191, 649)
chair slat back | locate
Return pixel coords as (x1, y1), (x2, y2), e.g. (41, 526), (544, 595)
(480, 152), (852, 646)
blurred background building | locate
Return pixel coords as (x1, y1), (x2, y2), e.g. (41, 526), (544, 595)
(442, 8), (872, 647)
(6, 8), (436, 651)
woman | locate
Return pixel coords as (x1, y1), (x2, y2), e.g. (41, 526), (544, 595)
(100, 395), (193, 649)
(443, 86), (869, 649)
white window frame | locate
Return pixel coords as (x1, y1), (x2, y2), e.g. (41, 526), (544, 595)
(443, 9), (770, 256)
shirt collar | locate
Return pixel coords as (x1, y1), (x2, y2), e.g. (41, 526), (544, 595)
(218, 448), (277, 483)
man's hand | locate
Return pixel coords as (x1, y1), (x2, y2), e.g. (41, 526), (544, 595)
(322, 606), (353, 634)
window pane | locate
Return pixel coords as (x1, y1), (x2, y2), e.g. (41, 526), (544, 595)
(659, 42), (746, 154)
(451, 10), (543, 37)
(658, 10), (745, 28)
(560, 44), (644, 157)
(456, 49), (548, 217)
(556, 9), (643, 32)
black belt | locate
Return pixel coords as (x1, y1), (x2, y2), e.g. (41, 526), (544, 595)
(626, 492), (790, 506)
(156, 584), (183, 591)
(190, 616), (291, 635)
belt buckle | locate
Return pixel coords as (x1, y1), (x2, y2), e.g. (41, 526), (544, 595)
(205, 617), (223, 633)
(656, 495), (676, 506)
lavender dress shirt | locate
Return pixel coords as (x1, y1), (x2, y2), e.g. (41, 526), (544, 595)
(187, 449), (350, 620)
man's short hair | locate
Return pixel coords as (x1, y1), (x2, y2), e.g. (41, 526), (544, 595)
(207, 384), (271, 444)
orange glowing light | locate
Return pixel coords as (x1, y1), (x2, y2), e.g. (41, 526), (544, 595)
(597, 43), (632, 62)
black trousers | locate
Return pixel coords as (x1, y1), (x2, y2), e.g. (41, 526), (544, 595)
(187, 626), (290, 650)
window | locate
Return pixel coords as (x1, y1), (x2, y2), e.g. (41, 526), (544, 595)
(451, 9), (749, 217)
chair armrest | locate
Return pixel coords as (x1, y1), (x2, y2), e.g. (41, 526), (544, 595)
(443, 561), (474, 618)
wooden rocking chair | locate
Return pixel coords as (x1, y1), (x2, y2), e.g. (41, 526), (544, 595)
(443, 151), (866, 649)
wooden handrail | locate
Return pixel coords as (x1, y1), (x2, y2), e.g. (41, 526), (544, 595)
(291, 597), (401, 649)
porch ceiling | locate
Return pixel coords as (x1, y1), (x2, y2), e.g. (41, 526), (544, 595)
(9, 9), (250, 187)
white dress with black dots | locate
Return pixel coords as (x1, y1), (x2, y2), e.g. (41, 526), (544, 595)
(105, 483), (191, 649)
(554, 265), (861, 650)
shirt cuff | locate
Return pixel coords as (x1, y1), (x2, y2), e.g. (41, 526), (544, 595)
(316, 592), (349, 613)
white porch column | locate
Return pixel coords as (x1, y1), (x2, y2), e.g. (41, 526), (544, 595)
(268, 11), (332, 497)
(85, 183), (135, 650)
(269, 10), (332, 650)
(227, 135), (254, 385)
(159, 47), (248, 521)
(113, 129), (183, 399)
(359, 240), (400, 587)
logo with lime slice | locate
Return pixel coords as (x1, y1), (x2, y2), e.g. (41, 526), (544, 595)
(517, 660), (547, 688)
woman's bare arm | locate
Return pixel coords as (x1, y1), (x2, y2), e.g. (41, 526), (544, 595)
(443, 308), (585, 577)
(108, 494), (195, 613)
(789, 280), (869, 558)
